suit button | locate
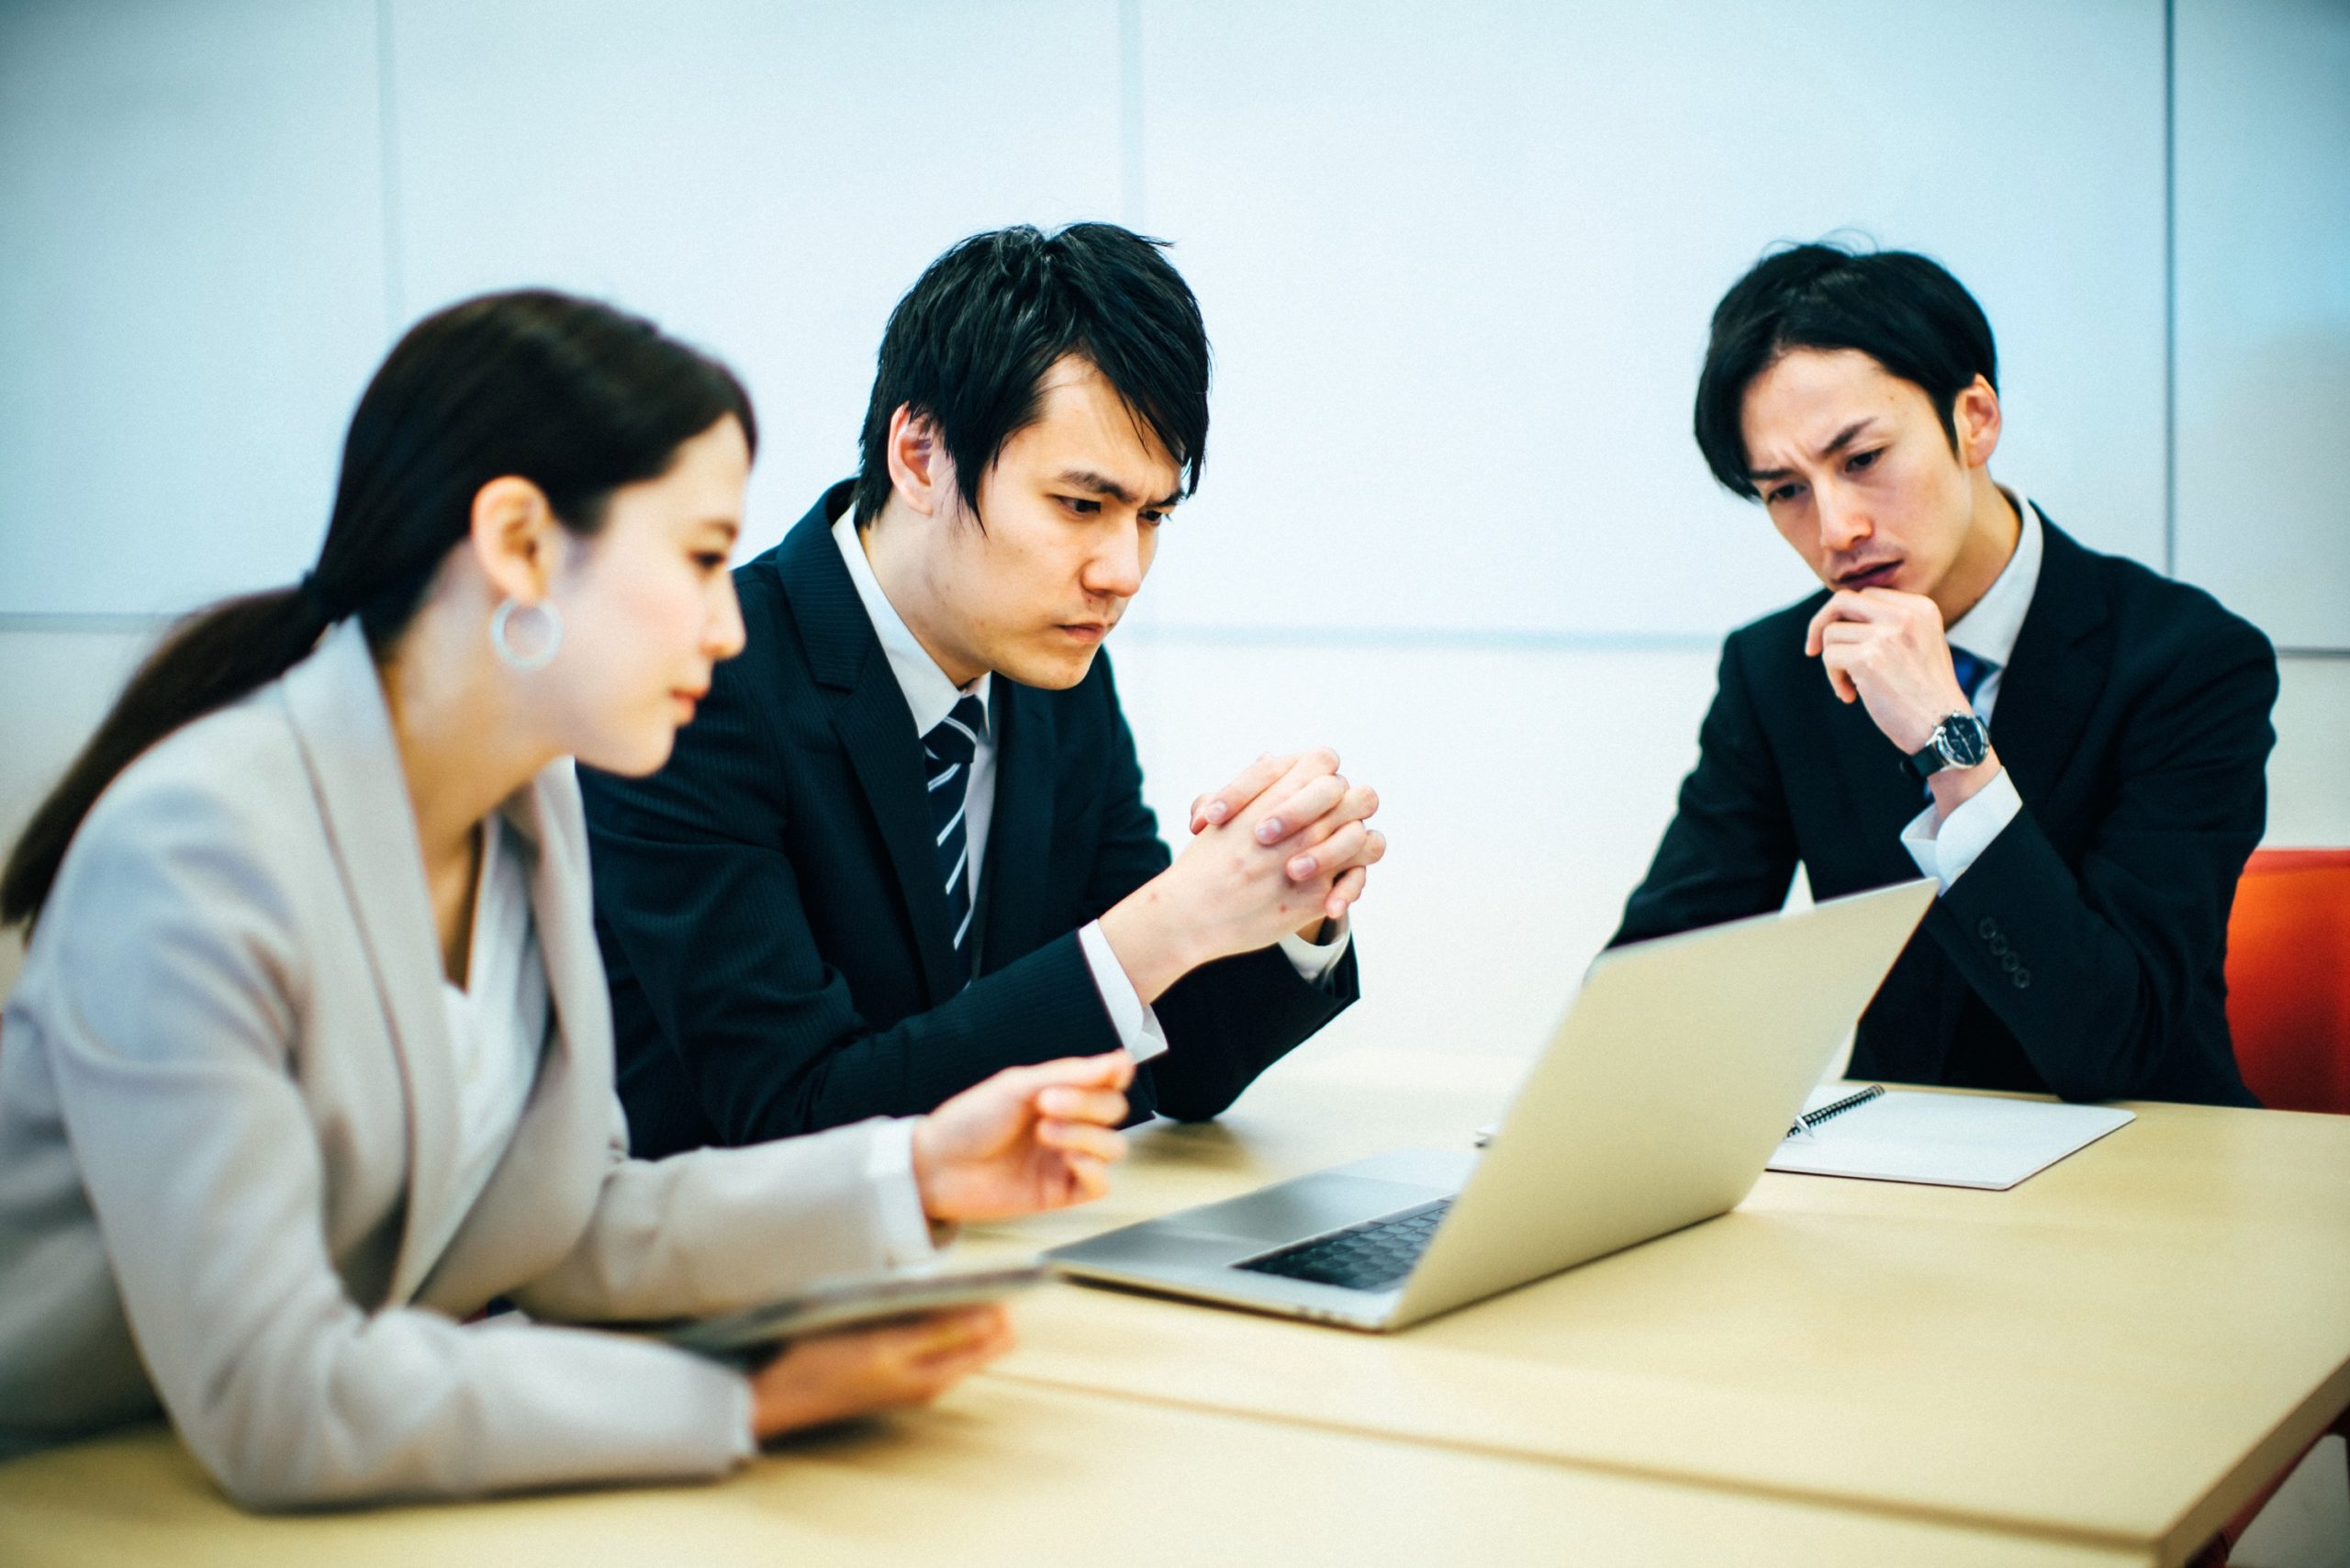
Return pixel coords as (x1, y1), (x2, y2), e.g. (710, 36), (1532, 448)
(1977, 917), (1998, 940)
(1988, 935), (2009, 957)
(2000, 953), (2019, 973)
(2012, 969), (2031, 989)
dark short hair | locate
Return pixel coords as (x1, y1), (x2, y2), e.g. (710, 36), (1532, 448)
(851, 222), (1211, 528)
(1693, 242), (1998, 498)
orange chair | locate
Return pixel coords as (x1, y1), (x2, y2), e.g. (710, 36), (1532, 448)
(2192, 847), (2350, 1567)
(2225, 847), (2350, 1114)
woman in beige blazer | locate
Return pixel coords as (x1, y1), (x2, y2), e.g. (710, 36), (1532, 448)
(0, 291), (1133, 1507)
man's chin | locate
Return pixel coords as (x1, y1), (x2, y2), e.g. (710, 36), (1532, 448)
(998, 642), (1103, 690)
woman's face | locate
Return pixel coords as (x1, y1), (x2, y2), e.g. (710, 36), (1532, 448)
(543, 415), (751, 776)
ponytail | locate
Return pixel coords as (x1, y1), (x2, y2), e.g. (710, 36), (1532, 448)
(0, 586), (331, 927)
(2, 287), (755, 930)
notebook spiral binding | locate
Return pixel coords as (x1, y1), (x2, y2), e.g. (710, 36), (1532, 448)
(1797, 1083), (1887, 1131)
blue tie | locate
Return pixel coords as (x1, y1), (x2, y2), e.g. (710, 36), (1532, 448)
(923, 694), (988, 964)
(1950, 647), (1996, 707)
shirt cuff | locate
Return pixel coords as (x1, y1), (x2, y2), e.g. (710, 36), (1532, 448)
(1899, 767), (2023, 890)
(1077, 919), (1169, 1066)
(1277, 917), (1352, 985)
(729, 1373), (758, 1460)
(864, 1115), (944, 1268)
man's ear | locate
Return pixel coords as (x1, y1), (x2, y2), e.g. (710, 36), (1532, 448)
(467, 476), (559, 603)
(1953, 375), (2002, 470)
(885, 405), (954, 519)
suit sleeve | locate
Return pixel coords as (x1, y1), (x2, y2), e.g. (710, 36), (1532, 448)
(583, 642), (1123, 1144)
(1611, 634), (1801, 947)
(1074, 668), (1360, 1124)
(35, 781), (749, 1509)
(1927, 619), (2277, 1102)
(510, 1112), (911, 1324)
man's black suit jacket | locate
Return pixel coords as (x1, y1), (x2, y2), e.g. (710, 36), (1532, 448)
(582, 484), (1359, 1156)
(1611, 516), (2275, 1106)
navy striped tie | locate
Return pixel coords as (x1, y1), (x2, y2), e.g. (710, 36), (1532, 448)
(923, 694), (988, 963)
(1951, 647), (1996, 707)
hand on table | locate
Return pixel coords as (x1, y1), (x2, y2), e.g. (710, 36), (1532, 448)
(747, 1305), (1014, 1440)
(912, 1053), (1134, 1224)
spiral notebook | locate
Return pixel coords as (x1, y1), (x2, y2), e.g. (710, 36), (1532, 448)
(1765, 1083), (2134, 1191)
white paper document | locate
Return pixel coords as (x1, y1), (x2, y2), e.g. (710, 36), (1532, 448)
(1767, 1086), (2135, 1191)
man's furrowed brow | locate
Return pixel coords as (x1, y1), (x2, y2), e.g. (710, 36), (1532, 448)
(1054, 468), (1136, 503)
(1751, 418), (1882, 487)
(1814, 419), (1878, 461)
(1054, 469), (1178, 510)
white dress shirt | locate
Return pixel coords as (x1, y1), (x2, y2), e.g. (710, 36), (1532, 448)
(829, 510), (1349, 1068)
(428, 814), (548, 1276)
(1899, 487), (2044, 890)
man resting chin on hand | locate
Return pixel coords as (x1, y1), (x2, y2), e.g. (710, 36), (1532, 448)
(1611, 241), (2274, 1107)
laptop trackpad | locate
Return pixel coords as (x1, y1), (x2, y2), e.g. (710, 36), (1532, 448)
(1170, 1171), (1445, 1246)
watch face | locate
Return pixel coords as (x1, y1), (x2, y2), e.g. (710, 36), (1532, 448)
(1938, 713), (1989, 768)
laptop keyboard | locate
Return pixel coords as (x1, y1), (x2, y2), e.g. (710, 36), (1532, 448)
(1236, 1199), (1454, 1292)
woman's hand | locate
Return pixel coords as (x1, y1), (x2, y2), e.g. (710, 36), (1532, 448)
(747, 1305), (1014, 1440)
(911, 1054), (1134, 1224)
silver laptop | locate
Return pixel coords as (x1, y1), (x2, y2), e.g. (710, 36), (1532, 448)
(1046, 880), (1936, 1331)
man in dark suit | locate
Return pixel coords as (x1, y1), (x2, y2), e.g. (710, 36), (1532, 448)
(1612, 243), (2275, 1105)
(583, 223), (1382, 1156)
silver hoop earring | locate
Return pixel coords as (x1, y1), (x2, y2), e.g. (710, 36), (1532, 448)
(490, 598), (563, 671)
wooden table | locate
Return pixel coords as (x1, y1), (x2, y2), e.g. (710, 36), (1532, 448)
(2, 1045), (2337, 1566)
(972, 1046), (2350, 1568)
(0, 1374), (2151, 1566)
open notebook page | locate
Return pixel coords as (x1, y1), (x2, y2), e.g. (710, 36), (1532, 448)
(1767, 1087), (2134, 1191)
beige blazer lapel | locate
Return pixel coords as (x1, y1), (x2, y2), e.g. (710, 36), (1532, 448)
(278, 620), (464, 1306)
(416, 763), (616, 1313)
(514, 759), (616, 1122)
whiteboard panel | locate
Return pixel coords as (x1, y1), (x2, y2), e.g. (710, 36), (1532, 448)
(387, 0), (1126, 563)
(0, 0), (390, 616)
(2173, 0), (2350, 651)
(1127, 0), (2168, 640)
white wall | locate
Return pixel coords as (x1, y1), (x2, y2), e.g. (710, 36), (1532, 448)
(0, 0), (2205, 627)
(2174, 0), (2350, 649)
(4, 0), (2345, 1031)
(1130, 0), (2170, 640)
(0, 0), (389, 616)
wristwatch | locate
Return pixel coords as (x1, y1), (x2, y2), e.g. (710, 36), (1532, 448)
(1908, 711), (1990, 779)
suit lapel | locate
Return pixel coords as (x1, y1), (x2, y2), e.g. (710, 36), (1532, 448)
(278, 620), (461, 1305)
(976, 678), (1056, 973)
(776, 492), (962, 1004)
(1986, 516), (2110, 811)
(509, 766), (599, 1093)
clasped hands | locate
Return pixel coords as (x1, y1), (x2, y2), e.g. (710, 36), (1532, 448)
(1101, 746), (1386, 1003)
(1806, 588), (2002, 813)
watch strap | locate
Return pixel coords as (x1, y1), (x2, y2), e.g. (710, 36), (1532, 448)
(1908, 711), (1987, 778)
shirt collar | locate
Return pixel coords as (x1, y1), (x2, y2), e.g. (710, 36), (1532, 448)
(829, 503), (990, 736)
(1944, 486), (2043, 669)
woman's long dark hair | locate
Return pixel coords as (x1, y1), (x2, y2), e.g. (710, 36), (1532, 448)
(2, 289), (756, 928)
